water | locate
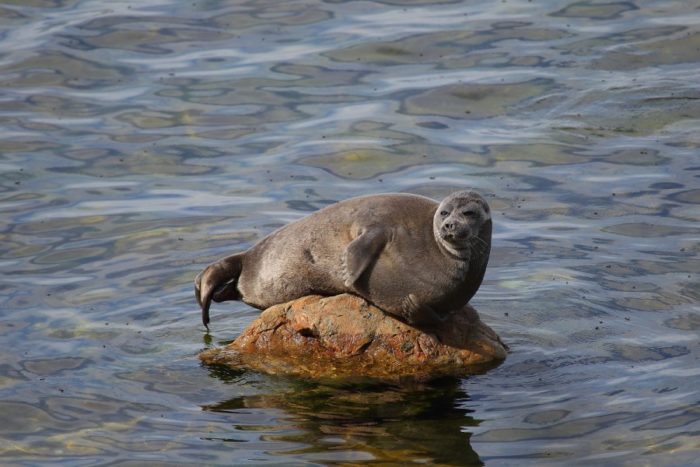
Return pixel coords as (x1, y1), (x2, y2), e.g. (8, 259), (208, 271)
(1, 0), (699, 465)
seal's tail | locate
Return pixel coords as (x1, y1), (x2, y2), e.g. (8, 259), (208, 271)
(195, 253), (244, 330)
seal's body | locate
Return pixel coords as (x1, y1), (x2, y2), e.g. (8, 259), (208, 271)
(196, 191), (491, 328)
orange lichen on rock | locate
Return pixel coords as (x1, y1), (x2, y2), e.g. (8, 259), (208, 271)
(199, 294), (507, 381)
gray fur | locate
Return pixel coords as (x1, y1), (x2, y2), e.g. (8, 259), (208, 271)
(195, 191), (491, 328)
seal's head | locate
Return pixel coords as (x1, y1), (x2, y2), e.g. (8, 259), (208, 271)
(433, 190), (491, 260)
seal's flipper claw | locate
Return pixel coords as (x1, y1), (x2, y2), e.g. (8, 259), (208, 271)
(199, 279), (214, 329)
(195, 268), (214, 328)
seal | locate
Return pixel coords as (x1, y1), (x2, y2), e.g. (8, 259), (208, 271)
(195, 191), (491, 329)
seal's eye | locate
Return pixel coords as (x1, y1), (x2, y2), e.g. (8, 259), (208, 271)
(462, 210), (477, 217)
(440, 210), (449, 217)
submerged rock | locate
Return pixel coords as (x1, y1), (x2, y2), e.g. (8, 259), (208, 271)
(199, 294), (507, 381)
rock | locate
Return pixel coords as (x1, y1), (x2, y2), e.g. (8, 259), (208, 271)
(199, 294), (507, 381)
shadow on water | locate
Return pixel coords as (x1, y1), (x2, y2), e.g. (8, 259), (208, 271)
(203, 368), (484, 465)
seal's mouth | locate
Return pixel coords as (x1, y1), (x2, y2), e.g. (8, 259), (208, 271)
(440, 235), (473, 255)
(441, 230), (471, 244)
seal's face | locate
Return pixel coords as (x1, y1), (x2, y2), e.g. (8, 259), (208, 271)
(433, 191), (491, 260)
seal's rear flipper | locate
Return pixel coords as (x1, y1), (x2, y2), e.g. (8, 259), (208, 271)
(195, 253), (244, 329)
(342, 228), (387, 288)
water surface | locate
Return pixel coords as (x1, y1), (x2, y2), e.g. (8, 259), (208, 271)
(1, 0), (699, 465)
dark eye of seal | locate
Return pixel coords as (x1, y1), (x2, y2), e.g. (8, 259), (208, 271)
(440, 210), (449, 216)
(463, 210), (476, 217)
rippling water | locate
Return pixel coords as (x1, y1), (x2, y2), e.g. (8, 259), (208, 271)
(1, 0), (699, 465)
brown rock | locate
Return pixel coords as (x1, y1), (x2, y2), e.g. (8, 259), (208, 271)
(199, 294), (507, 381)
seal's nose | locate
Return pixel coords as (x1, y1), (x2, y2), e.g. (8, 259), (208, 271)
(443, 222), (455, 231)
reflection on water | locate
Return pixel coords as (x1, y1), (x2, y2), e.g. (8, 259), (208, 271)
(204, 376), (482, 465)
(0, 0), (698, 464)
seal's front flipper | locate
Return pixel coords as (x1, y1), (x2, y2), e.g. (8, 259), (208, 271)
(195, 253), (243, 329)
(401, 294), (445, 326)
(342, 228), (387, 288)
